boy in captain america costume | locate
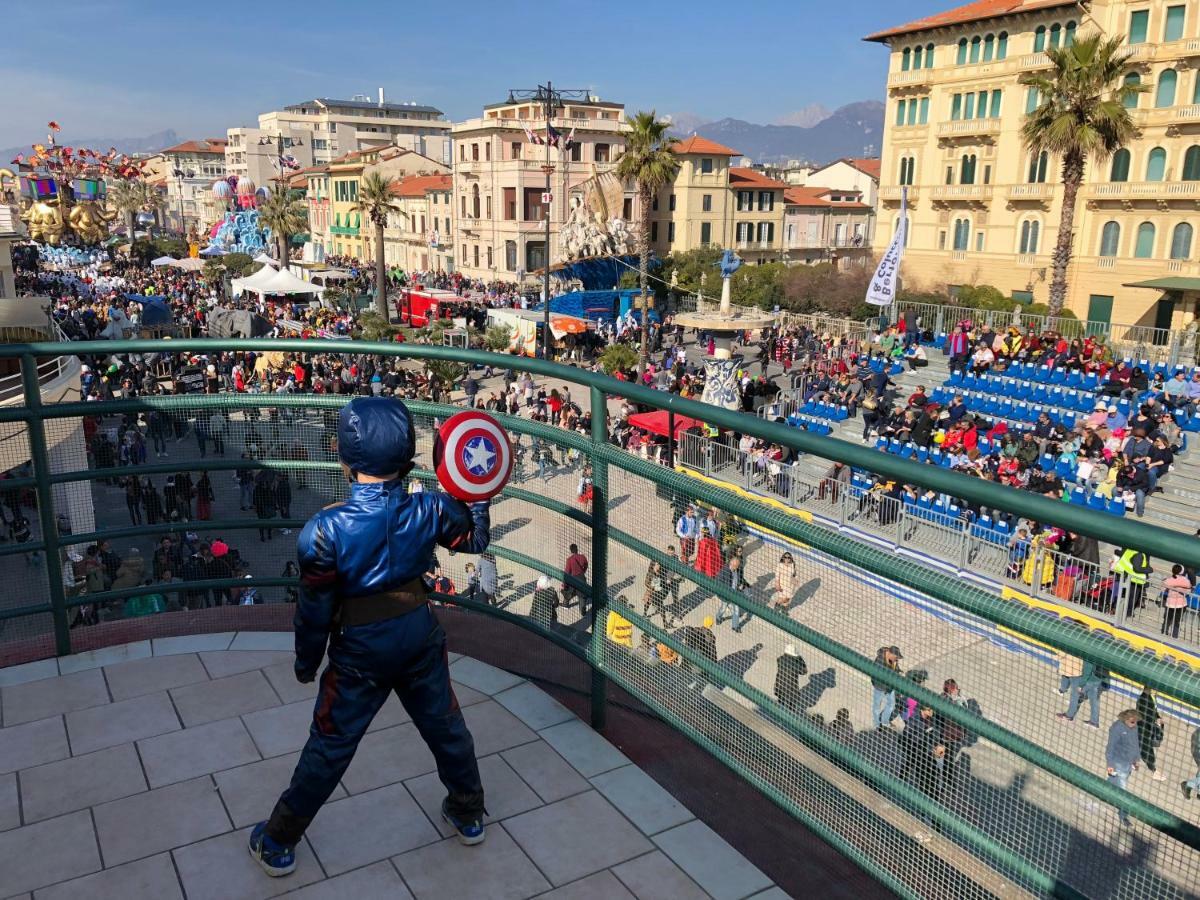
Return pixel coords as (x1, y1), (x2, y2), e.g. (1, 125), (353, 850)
(250, 396), (490, 876)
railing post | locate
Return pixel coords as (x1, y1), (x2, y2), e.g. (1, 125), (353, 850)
(587, 385), (609, 730)
(22, 354), (70, 656)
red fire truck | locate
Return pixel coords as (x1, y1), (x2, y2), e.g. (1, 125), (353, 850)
(395, 285), (460, 327)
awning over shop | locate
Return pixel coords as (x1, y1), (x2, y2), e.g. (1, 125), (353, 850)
(627, 410), (705, 439)
(1124, 277), (1200, 291)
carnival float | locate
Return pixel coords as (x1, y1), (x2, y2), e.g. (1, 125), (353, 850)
(201, 176), (273, 256)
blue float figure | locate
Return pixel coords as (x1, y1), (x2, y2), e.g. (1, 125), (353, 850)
(249, 396), (491, 876)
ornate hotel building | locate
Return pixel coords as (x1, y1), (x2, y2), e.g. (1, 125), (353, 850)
(870, 0), (1200, 330)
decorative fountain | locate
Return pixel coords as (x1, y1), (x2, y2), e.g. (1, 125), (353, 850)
(672, 249), (776, 410)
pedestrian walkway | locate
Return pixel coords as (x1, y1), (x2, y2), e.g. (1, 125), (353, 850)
(0, 634), (781, 900)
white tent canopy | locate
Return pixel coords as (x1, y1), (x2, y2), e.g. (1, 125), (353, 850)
(169, 257), (206, 272)
(234, 266), (324, 297)
(253, 253), (278, 266)
(150, 256), (175, 267)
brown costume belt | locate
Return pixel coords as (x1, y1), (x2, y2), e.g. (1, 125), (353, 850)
(340, 579), (428, 627)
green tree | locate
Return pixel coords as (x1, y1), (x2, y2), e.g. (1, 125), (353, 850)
(1021, 34), (1142, 316)
(355, 309), (400, 341)
(351, 171), (402, 320)
(222, 252), (255, 277)
(615, 111), (680, 374)
(108, 179), (143, 245)
(257, 189), (308, 268)
(484, 324), (512, 352)
(201, 259), (224, 287)
(426, 359), (465, 395)
(598, 343), (639, 376)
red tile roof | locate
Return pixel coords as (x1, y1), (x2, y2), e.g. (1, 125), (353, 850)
(847, 158), (881, 180)
(672, 134), (739, 156)
(390, 174), (453, 198)
(784, 186), (871, 210)
(729, 167), (788, 190)
(865, 0), (1075, 41)
(161, 139), (227, 155)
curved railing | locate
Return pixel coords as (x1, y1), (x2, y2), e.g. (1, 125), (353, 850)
(1, 339), (1199, 900)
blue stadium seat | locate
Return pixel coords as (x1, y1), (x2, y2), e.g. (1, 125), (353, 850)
(1105, 498), (1126, 516)
(1070, 487), (1087, 505)
(1087, 493), (1107, 511)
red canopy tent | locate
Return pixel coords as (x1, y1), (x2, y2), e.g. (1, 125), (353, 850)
(627, 410), (705, 439)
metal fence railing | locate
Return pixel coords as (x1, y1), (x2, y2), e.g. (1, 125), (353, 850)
(1, 339), (1199, 900)
(676, 429), (1200, 652)
(892, 300), (1197, 368)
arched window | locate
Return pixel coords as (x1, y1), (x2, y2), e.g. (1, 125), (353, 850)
(1110, 148), (1131, 182)
(1135, 222), (1156, 258)
(953, 218), (971, 250)
(1147, 146), (1167, 181)
(471, 183), (481, 218)
(1123, 72), (1142, 109)
(997, 32), (1008, 59)
(1020, 220), (1040, 254)
(970, 35), (981, 63)
(983, 34), (995, 62)
(913, 45), (923, 69)
(1049, 23), (1062, 48)
(1028, 150), (1049, 183)
(1184, 146), (1200, 181)
(926, 43), (935, 68)
(1171, 223), (1193, 260)
(901, 48), (911, 71)
(1099, 221), (1120, 256)
(1034, 25), (1047, 53)
(1156, 69), (1178, 108)
(957, 38), (968, 65)
(1064, 21), (1076, 46)
(960, 153), (977, 184)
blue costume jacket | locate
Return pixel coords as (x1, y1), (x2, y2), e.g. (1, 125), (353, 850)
(293, 481), (490, 678)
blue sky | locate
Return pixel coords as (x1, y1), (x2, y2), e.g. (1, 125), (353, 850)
(2, 0), (951, 149)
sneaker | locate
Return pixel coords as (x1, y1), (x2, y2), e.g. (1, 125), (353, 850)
(1182, 782), (1194, 800)
(248, 822), (296, 877)
(441, 798), (485, 846)
(1055, 713), (1072, 723)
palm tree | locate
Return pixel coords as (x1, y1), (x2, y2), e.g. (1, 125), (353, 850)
(109, 179), (143, 245)
(257, 189), (308, 268)
(352, 171), (402, 320)
(615, 111), (680, 374)
(1020, 34), (1143, 317)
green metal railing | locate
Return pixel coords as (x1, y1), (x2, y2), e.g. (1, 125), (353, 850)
(2, 339), (1199, 900)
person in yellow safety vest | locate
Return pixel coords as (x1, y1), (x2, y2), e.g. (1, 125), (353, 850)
(606, 607), (633, 648)
(1113, 547), (1153, 619)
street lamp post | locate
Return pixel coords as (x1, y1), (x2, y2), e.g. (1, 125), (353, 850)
(171, 167), (194, 235)
(506, 82), (590, 360)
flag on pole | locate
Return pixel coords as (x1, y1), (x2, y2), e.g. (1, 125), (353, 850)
(865, 187), (907, 307)
(564, 128), (576, 151)
(546, 123), (562, 147)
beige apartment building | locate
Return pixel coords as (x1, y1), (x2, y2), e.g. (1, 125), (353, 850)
(451, 97), (630, 281)
(645, 135), (789, 265)
(783, 186), (875, 266)
(224, 127), (314, 189)
(156, 139), (227, 232)
(870, 0), (1200, 330)
(383, 174), (454, 272)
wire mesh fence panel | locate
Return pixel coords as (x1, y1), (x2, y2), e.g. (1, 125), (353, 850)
(603, 462), (1200, 900)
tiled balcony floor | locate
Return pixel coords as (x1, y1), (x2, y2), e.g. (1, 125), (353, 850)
(0, 633), (782, 900)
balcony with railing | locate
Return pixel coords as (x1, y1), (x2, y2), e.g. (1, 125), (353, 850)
(1016, 51), (1052, 71)
(1005, 183), (1056, 202)
(936, 117), (1002, 139)
(930, 184), (994, 203)
(1085, 181), (1200, 201)
(887, 68), (935, 89)
(879, 185), (919, 202)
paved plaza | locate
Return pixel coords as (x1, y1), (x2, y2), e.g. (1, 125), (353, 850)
(0, 633), (780, 900)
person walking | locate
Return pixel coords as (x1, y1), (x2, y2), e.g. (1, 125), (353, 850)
(693, 526), (723, 580)
(1106, 709), (1143, 827)
(478, 553), (498, 607)
(714, 552), (750, 632)
(642, 558), (675, 629)
(871, 645), (903, 730)
(1182, 728), (1200, 800)
(530, 575), (560, 630)
(1056, 659), (1104, 728)
(772, 552), (797, 614)
(195, 472), (214, 521)
(675, 505), (699, 563)
(562, 543), (589, 614)
(1136, 687), (1167, 782)
(254, 472), (277, 542)
(123, 476), (142, 525)
(1113, 545), (1153, 618)
(773, 643), (807, 714)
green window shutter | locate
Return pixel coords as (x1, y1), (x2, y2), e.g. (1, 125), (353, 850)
(1129, 10), (1149, 44)
(964, 92), (975, 118)
(1134, 222), (1155, 258)
(990, 90), (1002, 117)
(896, 100), (906, 126)
(952, 94), (962, 120)
(918, 97), (930, 124)
(907, 100), (918, 125)
(1025, 88), (1038, 114)
(1156, 70), (1178, 108)
(1123, 73), (1141, 109)
(1166, 5), (1186, 42)
(1146, 147), (1167, 181)
(1183, 146), (1200, 181)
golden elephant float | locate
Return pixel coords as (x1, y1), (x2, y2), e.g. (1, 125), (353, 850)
(66, 201), (117, 244)
(20, 200), (66, 245)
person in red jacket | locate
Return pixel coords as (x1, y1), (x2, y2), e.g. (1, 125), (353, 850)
(693, 527), (723, 579)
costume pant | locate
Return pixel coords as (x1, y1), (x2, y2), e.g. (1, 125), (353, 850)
(266, 607), (483, 845)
